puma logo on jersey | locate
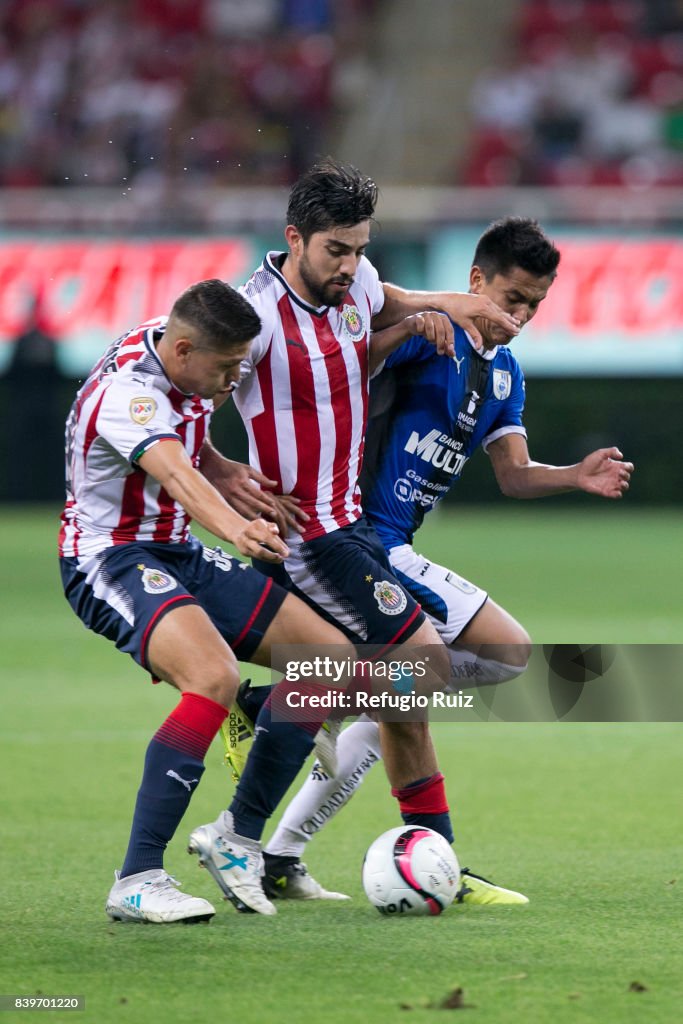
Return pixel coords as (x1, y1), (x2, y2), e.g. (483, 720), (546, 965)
(285, 338), (307, 353)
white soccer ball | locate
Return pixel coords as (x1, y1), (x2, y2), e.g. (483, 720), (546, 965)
(361, 826), (460, 916)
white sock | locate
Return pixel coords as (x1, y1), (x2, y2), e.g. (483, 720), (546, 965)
(446, 646), (527, 689)
(265, 715), (382, 859)
(265, 651), (526, 860)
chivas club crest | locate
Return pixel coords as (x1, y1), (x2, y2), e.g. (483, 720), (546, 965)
(138, 565), (178, 595)
(492, 369), (512, 401)
(373, 580), (408, 616)
(340, 304), (366, 343)
(130, 397), (157, 424)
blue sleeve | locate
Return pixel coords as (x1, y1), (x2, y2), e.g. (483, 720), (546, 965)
(501, 364), (526, 428)
(482, 362), (526, 450)
(385, 334), (435, 368)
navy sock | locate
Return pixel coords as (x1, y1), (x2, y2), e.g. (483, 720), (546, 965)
(229, 697), (316, 841)
(401, 810), (454, 844)
(120, 739), (205, 877)
(393, 773), (455, 845)
(120, 692), (227, 878)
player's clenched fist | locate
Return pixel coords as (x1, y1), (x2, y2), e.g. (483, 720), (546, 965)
(409, 311), (454, 356)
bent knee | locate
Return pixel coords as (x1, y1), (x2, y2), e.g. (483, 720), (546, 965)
(486, 630), (531, 680)
(506, 626), (532, 669)
(177, 656), (240, 707)
(482, 616), (532, 671)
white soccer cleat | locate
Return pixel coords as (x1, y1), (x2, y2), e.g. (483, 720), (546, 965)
(105, 868), (215, 924)
(313, 720), (342, 778)
(188, 811), (276, 916)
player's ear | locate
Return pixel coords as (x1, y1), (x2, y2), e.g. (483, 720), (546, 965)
(175, 336), (194, 360)
(469, 265), (484, 294)
(285, 224), (304, 254)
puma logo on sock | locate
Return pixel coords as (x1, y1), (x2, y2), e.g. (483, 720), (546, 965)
(166, 770), (198, 791)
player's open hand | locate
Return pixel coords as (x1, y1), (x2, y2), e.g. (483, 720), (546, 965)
(438, 293), (520, 348)
(209, 459), (283, 521)
(578, 448), (634, 499)
(268, 494), (310, 537)
(409, 312), (454, 356)
(234, 518), (290, 562)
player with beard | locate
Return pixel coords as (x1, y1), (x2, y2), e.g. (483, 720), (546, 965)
(202, 161), (531, 907)
(221, 216), (632, 905)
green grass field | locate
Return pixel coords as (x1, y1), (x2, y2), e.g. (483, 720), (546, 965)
(1, 506), (682, 1024)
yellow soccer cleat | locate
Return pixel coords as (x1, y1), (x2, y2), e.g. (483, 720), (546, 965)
(220, 682), (256, 783)
(455, 868), (529, 906)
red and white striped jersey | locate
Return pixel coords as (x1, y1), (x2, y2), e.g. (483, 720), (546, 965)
(234, 252), (385, 542)
(59, 318), (212, 559)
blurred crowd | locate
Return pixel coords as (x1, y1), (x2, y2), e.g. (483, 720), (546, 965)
(3, 0), (683, 192)
(0, 0), (373, 188)
(462, 0), (683, 186)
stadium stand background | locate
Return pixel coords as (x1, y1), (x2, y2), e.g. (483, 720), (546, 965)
(0, 0), (377, 189)
(0, 0), (681, 502)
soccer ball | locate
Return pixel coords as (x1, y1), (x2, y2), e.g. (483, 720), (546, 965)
(362, 826), (460, 916)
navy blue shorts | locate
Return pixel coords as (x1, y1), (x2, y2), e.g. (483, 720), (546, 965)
(60, 536), (287, 673)
(253, 516), (425, 648)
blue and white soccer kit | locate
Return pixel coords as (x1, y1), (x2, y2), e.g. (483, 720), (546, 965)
(362, 326), (527, 642)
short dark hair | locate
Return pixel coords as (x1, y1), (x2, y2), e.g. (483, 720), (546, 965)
(169, 279), (261, 349)
(286, 158), (378, 241)
(473, 217), (560, 281)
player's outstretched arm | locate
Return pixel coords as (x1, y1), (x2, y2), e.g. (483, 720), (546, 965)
(369, 312), (451, 374)
(138, 439), (289, 561)
(375, 283), (520, 350)
(488, 434), (634, 500)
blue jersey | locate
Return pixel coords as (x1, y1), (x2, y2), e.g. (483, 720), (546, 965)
(361, 326), (526, 549)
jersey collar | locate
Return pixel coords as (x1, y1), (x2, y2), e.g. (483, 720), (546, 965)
(464, 330), (498, 361)
(264, 251), (330, 318)
(144, 321), (193, 400)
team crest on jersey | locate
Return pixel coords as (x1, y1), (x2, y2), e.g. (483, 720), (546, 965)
(373, 580), (408, 616)
(492, 370), (512, 401)
(139, 566), (177, 595)
(130, 397), (157, 425)
(340, 304), (366, 343)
